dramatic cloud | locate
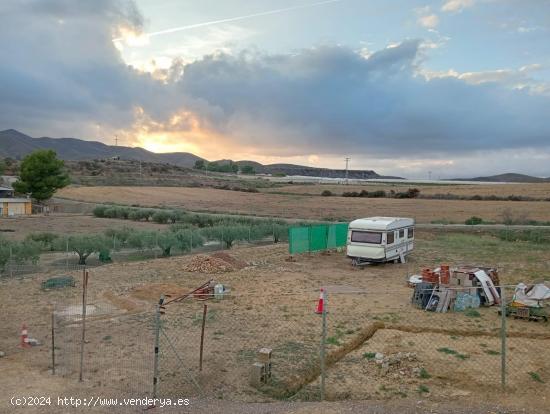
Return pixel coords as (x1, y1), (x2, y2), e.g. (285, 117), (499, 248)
(1, 0), (550, 177)
(168, 43), (550, 158)
(441, 0), (475, 13)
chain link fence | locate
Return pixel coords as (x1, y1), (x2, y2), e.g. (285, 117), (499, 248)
(46, 274), (550, 403)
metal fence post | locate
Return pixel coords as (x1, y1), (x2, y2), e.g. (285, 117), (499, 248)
(500, 290), (507, 390)
(199, 303), (207, 371)
(79, 269), (89, 382)
(320, 291), (327, 400)
(65, 238), (69, 270)
(51, 305), (56, 375)
(152, 295), (164, 399)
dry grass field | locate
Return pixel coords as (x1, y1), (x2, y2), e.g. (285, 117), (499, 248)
(0, 214), (165, 240)
(57, 185), (550, 223)
(1, 229), (549, 413)
(264, 182), (550, 199)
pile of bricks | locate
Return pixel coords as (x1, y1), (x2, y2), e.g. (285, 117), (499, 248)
(184, 255), (235, 273)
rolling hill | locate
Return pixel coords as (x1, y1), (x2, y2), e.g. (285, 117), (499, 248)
(1, 129), (395, 179)
(0, 129), (202, 167)
(452, 173), (550, 183)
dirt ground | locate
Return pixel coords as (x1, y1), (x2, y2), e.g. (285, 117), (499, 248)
(57, 185), (550, 223)
(0, 214), (165, 240)
(1, 229), (549, 413)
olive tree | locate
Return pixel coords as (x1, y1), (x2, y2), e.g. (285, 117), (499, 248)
(59, 234), (109, 265)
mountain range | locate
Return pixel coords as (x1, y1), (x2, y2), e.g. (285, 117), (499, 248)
(2, 129), (548, 182)
(0, 129), (391, 179)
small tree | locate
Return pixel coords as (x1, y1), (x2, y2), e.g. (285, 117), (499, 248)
(25, 232), (59, 251)
(157, 231), (177, 257)
(61, 234), (108, 265)
(12, 150), (70, 202)
(194, 159), (206, 170)
(152, 210), (171, 224)
(202, 225), (250, 248)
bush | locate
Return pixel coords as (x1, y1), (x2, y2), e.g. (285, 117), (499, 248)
(104, 226), (135, 247)
(157, 232), (177, 257)
(321, 190), (333, 197)
(174, 230), (204, 252)
(127, 231), (158, 251)
(0, 238), (41, 268)
(25, 232), (59, 251)
(56, 234), (109, 265)
(93, 205), (108, 218)
(201, 225), (250, 248)
(465, 216), (483, 225)
(368, 190), (386, 198)
(152, 210), (171, 224)
(168, 210), (185, 223)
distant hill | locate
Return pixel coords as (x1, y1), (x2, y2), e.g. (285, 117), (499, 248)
(0, 129), (203, 167)
(1, 129), (396, 179)
(215, 160), (400, 179)
(452, 173), (550, 183)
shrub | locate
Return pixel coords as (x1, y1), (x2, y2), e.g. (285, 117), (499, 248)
(201, 225), (250, 248)
(57, 234), (109, 265)
(465, 216), (483, 225)
(321, 190), (333, 197)
(25, 232), (59, 251)
(168, 210), (185, 223)
(104, 226), (135, 247)
(127, 231), (158, 251)
(93, 205), (108, 218)
(157, 232), (177, 257)
(152, 210), (171, 224)
(368, 190), (386, 198)
(0, 238), (41, 268)
(174, 230), (204, 252)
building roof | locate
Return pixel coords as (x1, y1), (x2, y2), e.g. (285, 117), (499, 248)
(349, 217), (414, 231)
(0, 198), (30, 202)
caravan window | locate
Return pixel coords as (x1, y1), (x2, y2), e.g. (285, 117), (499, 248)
(386, 232), (395, 244)
(351, 231), (382, 244)
(399, 229), (405, 238)
(408, 228), (414, 238)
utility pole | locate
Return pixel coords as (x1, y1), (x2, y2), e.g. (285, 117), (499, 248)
(428, 171), (432, 181)
(115, 135), (118, 146)
(344, 157), (350, 185)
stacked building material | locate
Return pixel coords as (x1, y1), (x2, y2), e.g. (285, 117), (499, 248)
(411, 265), (500, 313)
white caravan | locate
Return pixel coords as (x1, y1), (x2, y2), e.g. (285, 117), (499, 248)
(346, 217), (415, 265)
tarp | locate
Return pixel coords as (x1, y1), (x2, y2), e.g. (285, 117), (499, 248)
(513, 283), (550, 308)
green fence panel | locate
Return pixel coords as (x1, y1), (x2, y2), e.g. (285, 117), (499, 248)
(334, 223), (349, 247)
(289, 223), (349, 254)
(326, 224), (337, 249)
(310, 225), (328, 252)
(289, 227), (310, 254)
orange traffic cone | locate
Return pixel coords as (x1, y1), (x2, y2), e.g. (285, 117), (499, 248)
(20, 324), (31, 348)
(315, 288), (325, 314)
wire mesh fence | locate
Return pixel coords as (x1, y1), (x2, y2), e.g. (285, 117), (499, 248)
(44, 273), (549, 402)
(0, 231), (281, 279)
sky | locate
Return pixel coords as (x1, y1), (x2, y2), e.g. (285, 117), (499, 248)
(1, 0), (550, 178)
